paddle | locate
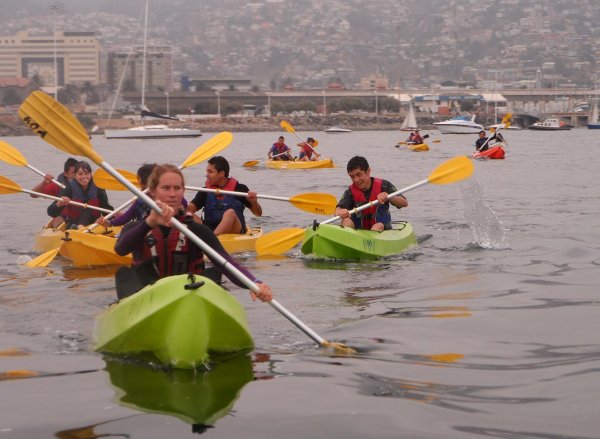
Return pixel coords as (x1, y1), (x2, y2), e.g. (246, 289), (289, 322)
(19, 90), (354, 354)
(0, 175), (113, 215)
(0, 140), (66, 189)
(256, 155), (474, 256)
(93, 168), (140, 191)
(280, 120), (321, 157)
(186, 186), (337, 215)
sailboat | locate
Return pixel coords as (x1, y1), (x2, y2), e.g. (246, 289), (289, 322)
(587, 99), (600, 129)
(399, 101), (418, 132)
(104, 1), (201, 139)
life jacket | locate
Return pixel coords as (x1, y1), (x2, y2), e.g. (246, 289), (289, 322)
(272, 142), (288, 155)
(203, 177), (247, 231)
(134, 217), (205, 277)
(349, 178), (391, 229)
(65, 180), (101, 221)
(300, 143), (314, 159)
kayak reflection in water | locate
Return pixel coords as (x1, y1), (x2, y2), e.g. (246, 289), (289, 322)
(114, 163), (272, 302)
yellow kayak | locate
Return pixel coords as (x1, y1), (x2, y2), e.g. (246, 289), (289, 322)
(266, 158), (334, 169)
(34, 222), (118, 253)
(219, 227), (262, 254)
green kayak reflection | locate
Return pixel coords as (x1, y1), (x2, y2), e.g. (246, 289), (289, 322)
(104, 353), (254, 428)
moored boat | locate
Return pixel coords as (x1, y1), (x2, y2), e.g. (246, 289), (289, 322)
(324, 126), (352, 133)
(266, 158), (334, 169)
(473, 145), (505, 160)
(104, 125), (202, 139)
(93, 274), (254, 369)
(434, 115), (484, 134)
(301, 222), (417, 260)
(527, 118), (572, 130)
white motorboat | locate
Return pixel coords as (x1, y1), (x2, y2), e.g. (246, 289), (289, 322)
(433, 115), (484, 134)
(527, 118), (572, 131)
(324, 126), (352, 133)
(104, 124), (202, 139)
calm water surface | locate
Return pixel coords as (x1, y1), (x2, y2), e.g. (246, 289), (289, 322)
(0, 128), (598, 438)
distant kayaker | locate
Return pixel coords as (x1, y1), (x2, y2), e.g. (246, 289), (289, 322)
(114, 163), (272, 302)
(186, 156), (262, 235)
(475, 130), (490, 151)
(406, 130), (424, 145)
(268, 136), (293, 161)
(96, 163), (157, 228)
(296, 137), (321, 161)
(335, 156), (408, 231)
(47, 160), (113, 229)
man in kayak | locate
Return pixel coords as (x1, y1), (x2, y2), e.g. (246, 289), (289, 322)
(268, 136), (293, 161)
(296, 137), (321, 161)
(406, 130), (424, 145)
(114, 163), (272, 301)
(186, 156), (262, 235)
(475, 130), (490, 151)
(335, 156), (408, 231)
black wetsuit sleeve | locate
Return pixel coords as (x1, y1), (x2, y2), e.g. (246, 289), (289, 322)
(188, 222), (259, 289)
(336, 188), (353, 209)
(190, 191), (207, 210)
(234, 183), (252, 208)
(98, 188), (113, 211)
(114, 220), (152, 256)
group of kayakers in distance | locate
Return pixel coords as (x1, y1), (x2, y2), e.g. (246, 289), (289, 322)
(405, 129), (424, 145)
(268, 135), (322, 161)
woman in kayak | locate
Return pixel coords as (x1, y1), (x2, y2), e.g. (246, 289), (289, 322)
(335, 156), (407, 231)
(114, 163), (272, 302)
(47, 160), (113, 229)
(296, 137), (321, 161)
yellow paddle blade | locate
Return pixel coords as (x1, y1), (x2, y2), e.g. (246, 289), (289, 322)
(93, 168), (140, 191)
(18, 91), (103, 165)
(280, 120), (295, 133)
(25, 247), (60, 268)
(501, 113), (512, 124)
(243, 160), (260, 167)
(255, 228), (305, 256)
(428, 156), (474, 185)
(0, 141), (28, 167)
(179, 131), (233, 169)
(0, 175), (22, 194)
(431, 139), (442, 143)
(321, 341), (357, 355)
(289, 192), (337, 215)
(313, 139), (319, 147)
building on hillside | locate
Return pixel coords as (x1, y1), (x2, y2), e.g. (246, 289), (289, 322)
(181, 77), (253, 92)
(360, 74), (389, 90)
(107, 45), (173, 93)
(0, 31), (100, 87)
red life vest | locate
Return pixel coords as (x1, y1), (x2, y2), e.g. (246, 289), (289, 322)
(349, 178), (386, 229)
(134, 221), (205, 277)
(65, 180), (101, 221)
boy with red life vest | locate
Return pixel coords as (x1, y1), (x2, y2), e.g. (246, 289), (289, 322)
(335, 156), (408, 231)
(30, 157), (79, 198)
(186, 156), (262, 235)
(114, 164), (272, 301)
(47, 160), (113, 229)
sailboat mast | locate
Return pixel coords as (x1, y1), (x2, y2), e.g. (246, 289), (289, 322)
(140, 0), (149, 125)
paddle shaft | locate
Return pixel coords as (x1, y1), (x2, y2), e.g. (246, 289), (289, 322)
(479, 118), (510, 151)
(21, 188), (113, 214)
(102, 160), (327, 347)
(287, 130), (319, 156)
(27, 163), (66, 189)
(186, 186), (292, 203)
(324, 179), (427, 225)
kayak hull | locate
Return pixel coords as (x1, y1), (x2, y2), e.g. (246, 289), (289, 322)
(266, 158), (334, 169)
(218, 227), (262, 254)
(301, 222), (417, 260)
(408, 143), (429, 152)
(33, 223), (117, 253)
(59, 229), (131, 267)
(93, 274), (254, 369)
(473, 145), (505, 160)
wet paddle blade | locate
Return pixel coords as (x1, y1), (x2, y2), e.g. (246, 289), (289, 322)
(179, 131), (233, 169)
(18, 91), (103, 164)
(431, 139), (442, 143)
(93, 168), (140, 191)
(428, 156), (473, 185)
(255, 228), (305, 256)
(0, 141), (28, 166)
(25, 248), (60, 268)
(289, 192), (337, 215)
(0, 175), (22, 194)
(280, 120), (295, 133)
(321, 341), (357, 355)
(243, 160), (260, 167)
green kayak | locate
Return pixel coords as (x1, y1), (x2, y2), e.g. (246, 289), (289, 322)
(93, 274), (254, 369)
(301, 222), (417, 260)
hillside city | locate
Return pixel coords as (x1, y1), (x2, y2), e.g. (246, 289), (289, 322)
(1, 0), (599, 91)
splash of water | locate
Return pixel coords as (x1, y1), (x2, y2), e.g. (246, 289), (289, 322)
(459, 177), (508, 249)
